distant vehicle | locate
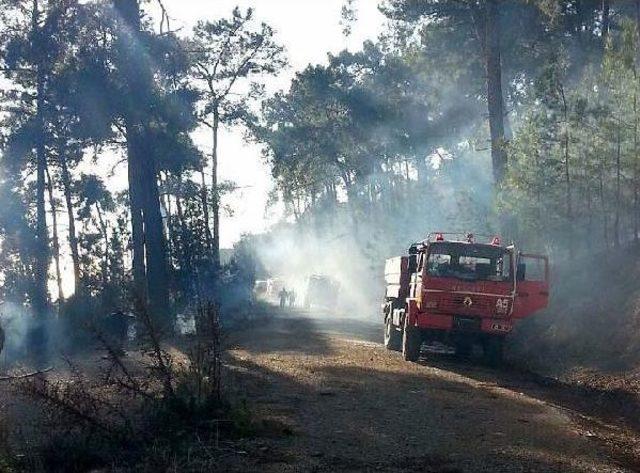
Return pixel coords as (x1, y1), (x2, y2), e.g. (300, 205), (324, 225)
(383, 232), (549, 365)
(266, 278), (285, 300)
(304, 275), (340, 310)
(254, 280), (268, 297)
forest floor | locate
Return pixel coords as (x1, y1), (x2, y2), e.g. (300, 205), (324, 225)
(217, 309), (640, 473)
(1, 308), (639, 472)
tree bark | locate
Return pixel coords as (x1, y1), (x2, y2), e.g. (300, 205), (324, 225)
(58, 146), (81, 294)
(602, 0), (610, 46)
(485, 0), (507, 187)
(141, 147), (170, 323)
(95, 202), (109, 291)
(125, 121), (147, 304)
(33, 0), (49, 319)
(614, 124), (621, 247)
(560, 84), (574, 257)
(199, 168), (212, 248)
(115, 0), (170, 326)
(46, 166), (64, 306)
(211, 106), (220, 268)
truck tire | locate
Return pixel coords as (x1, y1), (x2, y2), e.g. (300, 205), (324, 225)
(384, 316), (402, 351)
(483, 336), (505, 366)
(402, 319), (421, 362)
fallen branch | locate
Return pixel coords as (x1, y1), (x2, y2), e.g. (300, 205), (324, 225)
(0, 367), (53, 381)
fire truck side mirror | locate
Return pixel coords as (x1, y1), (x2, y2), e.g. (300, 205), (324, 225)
(516, 263), (526, 282)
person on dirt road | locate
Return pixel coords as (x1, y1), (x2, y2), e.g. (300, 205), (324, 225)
(279, 288), (288, 309)
(288, 289), (297, 308)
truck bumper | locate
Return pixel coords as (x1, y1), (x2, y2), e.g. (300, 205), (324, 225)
(414, 312), (513, 335)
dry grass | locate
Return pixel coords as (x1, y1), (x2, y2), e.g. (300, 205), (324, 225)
(3, 303), (248, 472)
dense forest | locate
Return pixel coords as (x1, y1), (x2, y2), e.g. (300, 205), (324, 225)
(3, 1), (640, 471)
(0, 0), (638, 338)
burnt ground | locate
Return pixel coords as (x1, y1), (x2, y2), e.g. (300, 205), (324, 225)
(218, 309), (640, 473)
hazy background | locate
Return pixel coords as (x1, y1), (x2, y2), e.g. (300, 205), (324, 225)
(148, 0), (386, 248)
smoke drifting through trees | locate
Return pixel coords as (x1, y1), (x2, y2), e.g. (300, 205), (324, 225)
(254, 2), (640, 278)
(0, 0), (639, 359)
(0, 1), (278, 346)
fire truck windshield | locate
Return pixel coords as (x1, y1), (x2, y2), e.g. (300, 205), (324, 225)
(426, 242), (512, 282)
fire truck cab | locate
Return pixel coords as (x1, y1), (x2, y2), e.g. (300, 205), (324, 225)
(383, 232), (549, 364)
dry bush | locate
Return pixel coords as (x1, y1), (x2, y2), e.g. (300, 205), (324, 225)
(0, 411), (15, 472)
(10, 303), (240, 472)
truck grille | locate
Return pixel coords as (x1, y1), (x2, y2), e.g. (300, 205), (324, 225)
(432, 293), (501, 316)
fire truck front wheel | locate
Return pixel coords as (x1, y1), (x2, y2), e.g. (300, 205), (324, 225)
(384, 317), (402, 351)
(402, 321), (421, 362)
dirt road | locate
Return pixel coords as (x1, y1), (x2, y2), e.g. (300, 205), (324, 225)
(221, 310), (640, 472)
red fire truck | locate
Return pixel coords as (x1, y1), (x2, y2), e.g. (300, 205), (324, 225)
(383, 232), (549, 364)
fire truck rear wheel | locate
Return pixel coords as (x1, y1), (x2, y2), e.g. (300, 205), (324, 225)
(402, 320), (421, 362)
(384, 317), (402, 351)
(483, 336), (505, 366)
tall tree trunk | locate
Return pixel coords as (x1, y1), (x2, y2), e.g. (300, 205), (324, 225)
(599, 161), (609, 247)
(634, 70), (639, 242)
(58, 146), (81, 293)
(614, 124), (621, 247)
(199, 168), (212, 247)
(32, 0), (49, 320)
(115, 0), (170, 326)
(95, 202), (109, 291)
(485, 0), (507, 187)
(560, 84), (574, 257)
(211, 106), (220, 268)
(635, 6), (640, 243)
(115, 0), (146, 304)
(46, 166), (63, 306)
(141, 151), (170, 323)
(602, 0), (610, 46)
(174, 174), (193, 281)
(126, 125), (147, 304)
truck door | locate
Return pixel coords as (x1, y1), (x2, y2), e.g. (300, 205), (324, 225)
(512, 253), (550, 318)
(410, 252), (424, 301)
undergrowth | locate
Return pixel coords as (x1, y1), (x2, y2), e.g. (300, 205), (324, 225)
(5, 303), (251, 472)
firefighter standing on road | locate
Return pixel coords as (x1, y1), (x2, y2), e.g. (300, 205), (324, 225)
(279, 288), (288, 309)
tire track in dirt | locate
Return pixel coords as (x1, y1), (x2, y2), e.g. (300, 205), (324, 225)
(220, 310), (640, 472)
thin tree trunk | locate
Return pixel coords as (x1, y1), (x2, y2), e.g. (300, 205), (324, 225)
(211, 106), (220, 268)
(33, 0), (49, 319)
(58, 146), (81, 293)
(599, 161), (609, 247)
(634, 70), (639, 242)
(560, 84), (574, 257)
(95, 202), (109, 291)
(46, 166), (63, 306)
(174, 174), (193, 280)
(602, 0), (610, 46)
(199, 168), (212, 247)
(614, 124), (621, 247)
